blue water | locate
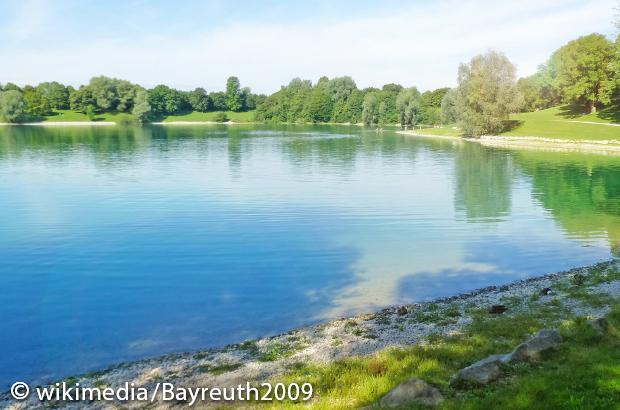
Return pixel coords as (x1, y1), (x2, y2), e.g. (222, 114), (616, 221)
(0, 124), (617, 387)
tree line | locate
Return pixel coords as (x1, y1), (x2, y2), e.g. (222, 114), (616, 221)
(0, 76), (265, 123)
(255, 76), (448, 127)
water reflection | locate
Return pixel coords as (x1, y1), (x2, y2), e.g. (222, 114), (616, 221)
(0, 125), (616, 385)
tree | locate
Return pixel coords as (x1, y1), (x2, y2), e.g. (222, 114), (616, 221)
(304, 81), (333, 122)
(36, 82), (70, 109)
(188, 88), (211, 112)
(225, 76), (242, 111)
(209, 91), (228, 111)
(88, 76), (118, 112)
(362, 93), (378, 125)
(455, 50), (522, 136)
(0, 90), (25, 122)
(23, 85), (51, 116)
(547, 34), (616, 113)
(440, 88), (459, 124)
(418, 88), (448, 125)
(148, 85), (188, 115)
(396, 87), (420, 127)
(132, 90), (151, 123)
(70, 86), (96, 113)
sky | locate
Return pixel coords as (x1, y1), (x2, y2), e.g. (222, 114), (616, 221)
(0, 0), (617, 94)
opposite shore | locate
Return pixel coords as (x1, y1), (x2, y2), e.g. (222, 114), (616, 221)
(2, 259), (619, 408)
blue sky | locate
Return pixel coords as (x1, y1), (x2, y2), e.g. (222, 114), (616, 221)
(0, 0), (616, 93)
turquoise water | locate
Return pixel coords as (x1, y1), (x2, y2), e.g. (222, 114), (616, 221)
(0, 124), (618, 386)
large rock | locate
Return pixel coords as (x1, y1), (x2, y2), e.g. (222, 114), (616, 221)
(449, 354), (508, 388)
(507, 329), (562, 363)
(379, 378), (443, 407)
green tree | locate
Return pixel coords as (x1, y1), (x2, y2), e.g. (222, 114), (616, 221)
(188, 88), (211, 112)
(0, 90), (26, 122)
(225, 76), (242, 111)
(70, 86), (96, 113)
(209, 91), (228, 111)
(455, 50), (522, 136)
(547, 34), (616, 113)
(88, 76), (118, 112)
(418, 88), (448, 125)
(440, 88), (459, 124)
(304, 80), (333, 123)
(362, 93), (378, 125)
(396, 87), (420, 127)
(36, 82), (70, 109)
(132, 90), (151, 123)
(148, 85), (188, 115)
(22, 85), (51, 116)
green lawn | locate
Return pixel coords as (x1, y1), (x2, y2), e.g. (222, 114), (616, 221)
(38, 110), (256, 124)
(503, 105), (620, 140)
(41, 109), (136, 123)
(418, 105), (620, 141)
(162, 110), (256, 122)
(265, 264), (620, 409)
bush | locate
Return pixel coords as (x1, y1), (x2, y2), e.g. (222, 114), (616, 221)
(214, 112), (229, 122)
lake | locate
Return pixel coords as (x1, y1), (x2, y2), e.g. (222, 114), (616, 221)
(0, 124), (618, 387)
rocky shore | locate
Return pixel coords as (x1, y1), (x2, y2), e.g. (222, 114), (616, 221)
(3, 260), (619, 409)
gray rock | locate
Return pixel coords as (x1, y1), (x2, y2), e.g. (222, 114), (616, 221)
(507, 329), (562, 363)
(449, 354), (507, 388)
(380, 378), (443, 407)
(587, 317), (609, 335)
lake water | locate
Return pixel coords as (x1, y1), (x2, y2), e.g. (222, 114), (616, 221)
(0, 124), (618, 386)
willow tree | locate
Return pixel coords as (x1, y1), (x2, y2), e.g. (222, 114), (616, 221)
(455, 50), (522, 136)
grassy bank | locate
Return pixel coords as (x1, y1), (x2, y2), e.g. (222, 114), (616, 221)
(161, 110), (256, 123)
(267, 263), (620, 409)
(34, 109), (257, 124)
(417, 105), (620, 141)
(41, 109), (134, 123)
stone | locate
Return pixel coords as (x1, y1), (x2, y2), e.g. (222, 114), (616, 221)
(489, 304), (507, 314)
(397, 306), (408, 316)
(449, 354), (508, 388)
(587, 317), (609, 335)
(506, 329), (562, 363)
(380, 378), (443, 407)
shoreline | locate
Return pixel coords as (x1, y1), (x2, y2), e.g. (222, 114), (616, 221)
(397, 130), (620, 154)
(3, 259), (619, 408)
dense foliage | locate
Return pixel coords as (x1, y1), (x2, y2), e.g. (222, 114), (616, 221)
(256, 77), (445, 126)
(0, 76), (264, 123)
(450, 51), (523, 136)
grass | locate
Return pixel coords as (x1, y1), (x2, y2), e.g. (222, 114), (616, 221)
(260, 265), (620, 409)
(35, 109), (256, 124)
(161, 110), (256, 123)
(416, 105), (620, 141)
(42, 109), (135, 124)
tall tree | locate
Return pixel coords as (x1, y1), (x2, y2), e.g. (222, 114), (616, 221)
(132, 90), (152, 123)
(36, 82), (70, 110)
(188, 88), (211, 112)
(395, 87), (420, 127)
(0, 90), (26, 123)
(548, 34), (616, 113)
(23, 85), (51, 116)
(225, 76), (242, 111)
(455, 50), (522, 136)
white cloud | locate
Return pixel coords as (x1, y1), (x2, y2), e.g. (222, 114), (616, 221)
(0, 0), (615, 92)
